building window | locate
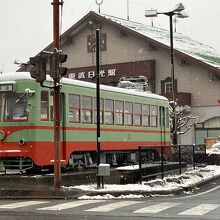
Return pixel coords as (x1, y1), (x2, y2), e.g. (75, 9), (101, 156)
(133, 103), (142, 126)
(82, 96), (92, 123)
(69, 94), (80, 123)
(105, 99), (114, 124)
(161, 77), (177, 94)
(115, 100), (124, 125)
(124, 102), (133, 126)
(165, 82), (172, 94)
(142, 104), (150, 126)
(41, 91), (49, 121)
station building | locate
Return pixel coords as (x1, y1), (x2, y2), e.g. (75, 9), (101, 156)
(22, 11), (220, 145)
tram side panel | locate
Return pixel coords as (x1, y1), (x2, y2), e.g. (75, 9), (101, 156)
(0, 73), (171, 171)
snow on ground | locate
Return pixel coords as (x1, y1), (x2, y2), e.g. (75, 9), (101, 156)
(64, 165), (220, 200)
(206, 142), (220, 155)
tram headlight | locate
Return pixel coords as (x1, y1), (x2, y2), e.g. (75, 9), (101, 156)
(0, 130), (5, 141)
(19, 138), (25, 146)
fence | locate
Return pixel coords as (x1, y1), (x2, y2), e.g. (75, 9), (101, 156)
(138, 144), (206, 184)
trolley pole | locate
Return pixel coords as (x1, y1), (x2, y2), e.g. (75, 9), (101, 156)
(96, 29), (101, 188)
(52, 0), (62, 189)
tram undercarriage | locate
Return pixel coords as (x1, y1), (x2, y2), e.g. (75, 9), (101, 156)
(0, 149), (160, 173)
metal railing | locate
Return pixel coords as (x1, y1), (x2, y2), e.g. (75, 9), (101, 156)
(138, 144), (206, 184)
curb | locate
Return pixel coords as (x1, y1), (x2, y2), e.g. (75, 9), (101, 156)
(1, 174), (220, 199)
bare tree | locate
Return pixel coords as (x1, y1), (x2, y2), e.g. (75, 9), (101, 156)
(169, 101), (198, 144)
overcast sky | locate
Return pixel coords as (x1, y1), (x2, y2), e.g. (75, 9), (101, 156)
(1, 0), (220, 73)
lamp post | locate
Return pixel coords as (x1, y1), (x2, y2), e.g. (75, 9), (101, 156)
(96, 29), (101, 188)
(145, 3), (188, 145)
(96, 0), (103, 13)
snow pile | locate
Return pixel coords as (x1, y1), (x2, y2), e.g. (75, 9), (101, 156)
(206, 142), (220, 155)
(65, 165), (220, 199)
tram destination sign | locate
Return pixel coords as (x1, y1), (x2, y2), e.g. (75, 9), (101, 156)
(0, 84), (14, 92)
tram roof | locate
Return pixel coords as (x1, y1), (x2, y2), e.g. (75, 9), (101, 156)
(0, 72), (168, 101)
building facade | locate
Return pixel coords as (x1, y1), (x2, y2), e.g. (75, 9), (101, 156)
(24, 11), (220, 145)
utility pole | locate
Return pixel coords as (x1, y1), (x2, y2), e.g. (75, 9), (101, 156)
(29, 0), (67, 189)
(52, 0), (62, 189)
(96, 29), (101, 188)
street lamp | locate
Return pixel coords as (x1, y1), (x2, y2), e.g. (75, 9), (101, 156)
(145, 3), (188, 145)
(96, 0), (103, 13)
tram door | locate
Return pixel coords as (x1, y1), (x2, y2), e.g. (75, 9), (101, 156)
(159, 106), (166, 145)
(49, 92), (65, 162)
(60, 93), (66, 161)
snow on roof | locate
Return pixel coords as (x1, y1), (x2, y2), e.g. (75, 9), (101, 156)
(99, 13), (220, 69)
(0, 72), (168, 101)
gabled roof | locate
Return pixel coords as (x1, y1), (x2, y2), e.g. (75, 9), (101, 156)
(25, 11), (220, 74)
(101, 13), (220, 70)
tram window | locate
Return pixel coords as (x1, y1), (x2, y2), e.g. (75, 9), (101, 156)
(133, 103), (141, 126)
(49, 93), (63, 121)
(0, 94), (2, 121)
(166, 107), (170, 128)
(159, 106), (165, 127)
(104, 99), (114, 124)
(41, 91), (49, 121)
(115, 100), (124, 125)
(50, 94), (54, 120)
(124, 102), (132, 125)
(69, 94), (80, 123)
(151, 105), (158, 127)
(4, 93), (28, 121)
(142, 104), (150, 126)
(81, 96), (92, 123)
(94, 97), (104, 124)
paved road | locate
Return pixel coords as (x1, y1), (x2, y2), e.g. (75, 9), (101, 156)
(0, 178), (220, 220)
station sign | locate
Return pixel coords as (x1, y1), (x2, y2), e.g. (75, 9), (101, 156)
(67, 60), (155, 86)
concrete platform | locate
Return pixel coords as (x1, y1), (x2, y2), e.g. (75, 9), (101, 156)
(1, 166), (219, 199)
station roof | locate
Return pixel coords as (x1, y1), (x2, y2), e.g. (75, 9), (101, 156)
(58, 11), (220, 74)
(24, 11), (220, 75)
(101, 13), (220, 70)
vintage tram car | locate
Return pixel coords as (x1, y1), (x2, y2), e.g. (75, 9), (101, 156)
(0, 72), (171, 172)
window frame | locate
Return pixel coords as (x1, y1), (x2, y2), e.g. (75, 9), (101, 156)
(133, 102), (142, 126)
(165, 82), (172, 94)
(69, 94), (80, 123)
(150, 105), (158, 127)
(142, 104), (150, 127)
(0, 94), (2, 121)
(104, 99), (114, 125)
(81, 95), (93, 124)
(124, 101), (133, 126)
(41, 90), (49, 121)
(114, 100), (124, 125)
(4, 93), (28, 122)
